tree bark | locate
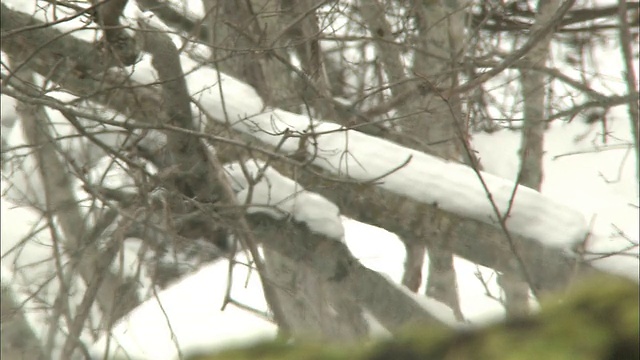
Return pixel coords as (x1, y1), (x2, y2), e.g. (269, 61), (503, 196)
(360, 0), (469, 318)
(506, 0), (563, 317)
(616, 0), (640, 185)
(1, 279), (47, 360)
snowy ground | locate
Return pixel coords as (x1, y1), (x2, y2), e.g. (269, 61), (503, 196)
(80, 110), (637, 360)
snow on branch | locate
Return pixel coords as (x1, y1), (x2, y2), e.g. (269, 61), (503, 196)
(174, 64), (587, 252)
(224, 160), (345, 241)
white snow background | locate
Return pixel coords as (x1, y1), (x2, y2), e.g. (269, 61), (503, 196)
(1, 0), (638, 359)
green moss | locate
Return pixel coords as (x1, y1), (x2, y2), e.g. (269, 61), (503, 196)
(186, 276), (639, 360)
(186, 341), (359, 360)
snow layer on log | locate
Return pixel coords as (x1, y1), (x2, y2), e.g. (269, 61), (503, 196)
(224, 160), (345, 241)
